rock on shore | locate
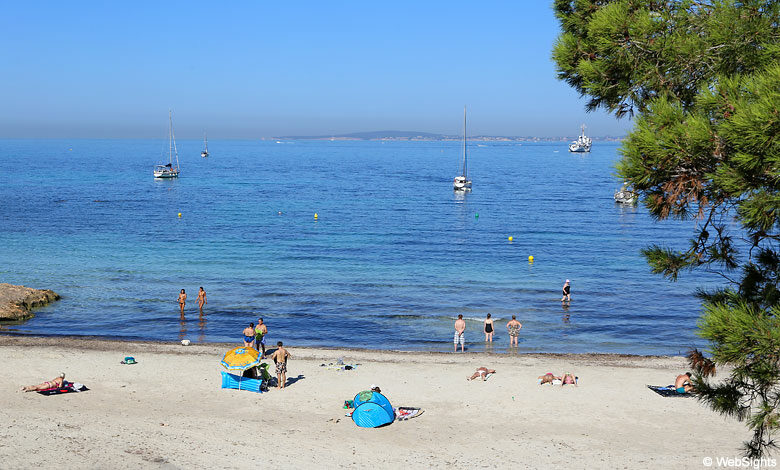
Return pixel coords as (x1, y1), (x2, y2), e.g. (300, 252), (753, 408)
(0, 283), (60, 321)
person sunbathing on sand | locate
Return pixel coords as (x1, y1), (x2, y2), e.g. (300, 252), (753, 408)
(21, 373), (65, 392)
(467, 367), (496, 381)
(538, 373), (561, 385)
(675, 372), (694, 394)
(561, 373), (578, 386)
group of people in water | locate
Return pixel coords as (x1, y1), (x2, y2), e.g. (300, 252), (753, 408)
(177, 287), (207, 317)
(453, 313), (523, 352)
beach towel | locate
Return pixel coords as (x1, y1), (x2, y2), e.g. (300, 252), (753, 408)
(395, 407), (424, 421)
(37, 382), (89, 396)
(647, 385), (691, 397)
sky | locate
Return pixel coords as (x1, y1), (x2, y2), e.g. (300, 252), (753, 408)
(0, 1), (633, 139)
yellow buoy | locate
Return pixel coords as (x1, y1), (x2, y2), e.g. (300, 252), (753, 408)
(528, 255), (534, 262)
(508, 236), (513, 242)
(178, 213), (182, 218)
(314, 212), (318, 219)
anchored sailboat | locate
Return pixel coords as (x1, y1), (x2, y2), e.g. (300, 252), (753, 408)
(153, 111), (180, 178)
(453, 106), (472, 191)
(201, 133), (209, 158)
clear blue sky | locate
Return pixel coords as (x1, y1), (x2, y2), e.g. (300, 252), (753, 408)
(0, 1), (632, 139)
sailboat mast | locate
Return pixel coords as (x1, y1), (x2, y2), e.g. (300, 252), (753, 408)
(168, 110), (173, 164)
(462, 106), (467, 178)
(169, 110), (180, 170)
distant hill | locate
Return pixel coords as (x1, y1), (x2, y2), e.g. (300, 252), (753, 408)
(276, 130), (449, 140)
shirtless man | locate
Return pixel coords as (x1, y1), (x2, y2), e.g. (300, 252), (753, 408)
(454, 314), (466, 353)
(255, 318), (268, 359)
(197, 287), (207, 313)
(178, 289), (187, 316)
(506, 315), (522, 347)
(21, 373), (65, 392)
(467, 367), (496, 381)
(675, 372), (694, 394)
(271, 341), (291, 389)
(242, 323), (255, 348)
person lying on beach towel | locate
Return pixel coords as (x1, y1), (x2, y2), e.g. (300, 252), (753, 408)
(674, 372), (694, 394)
(467, 367), (496, 381)
(537, 373), (561, 385)
(561, 373), (578, 387)
(37, 381), (88, 396)
(21, 372), (65, 392)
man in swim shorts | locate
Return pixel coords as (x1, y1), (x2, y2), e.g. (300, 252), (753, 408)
(454, 314), (466, 353)
(255, 318), (268, 359)
(675, 372), (693, 394)
(271, 341), (291, 389)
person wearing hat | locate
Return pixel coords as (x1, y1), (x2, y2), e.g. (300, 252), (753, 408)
(561, 279), (571, 303)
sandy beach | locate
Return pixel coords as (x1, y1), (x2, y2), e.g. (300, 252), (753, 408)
(0, 336), (744, 468)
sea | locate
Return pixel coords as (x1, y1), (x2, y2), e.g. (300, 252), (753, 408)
(0, 138), (720, 355)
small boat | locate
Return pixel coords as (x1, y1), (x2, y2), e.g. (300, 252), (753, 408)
(153, 111), (180, 178)
(201, 133), (209, 158)
(453, 106), (472, 191)
(614, 182), (637, 204)
(568, 124), (592, 153)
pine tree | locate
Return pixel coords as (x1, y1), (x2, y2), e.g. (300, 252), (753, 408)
(553, 0), (780, 456)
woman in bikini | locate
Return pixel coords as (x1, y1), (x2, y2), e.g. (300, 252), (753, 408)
(467, 367), (496, 381)
(483, 313), (495, 342)
(178, 289), (187, 316)
(21, 373), (65, 392)
(561, 373), (578, 387)
(197, 287), (207, 313)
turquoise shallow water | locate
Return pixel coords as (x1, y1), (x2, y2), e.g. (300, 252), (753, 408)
(0, 139), (716, 354)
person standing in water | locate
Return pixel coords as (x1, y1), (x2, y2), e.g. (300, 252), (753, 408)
(255, 318), (268, 359)
(506, 315), (522, 347)
(197, 287), (207, 313)
(454, 314), (466, 353)
(177, 289), (187, 317)
(483, 313), (494, 342)
(561, 279), (571, 303)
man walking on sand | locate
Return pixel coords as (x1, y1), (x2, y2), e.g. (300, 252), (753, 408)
(454, 314), (466, 353)
(271, 341), (291, 389)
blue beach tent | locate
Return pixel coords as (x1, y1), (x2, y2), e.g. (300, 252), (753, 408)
(351, 390), (395, 428)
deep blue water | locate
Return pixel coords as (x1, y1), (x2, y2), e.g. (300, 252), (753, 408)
(0, 138), (718, 354)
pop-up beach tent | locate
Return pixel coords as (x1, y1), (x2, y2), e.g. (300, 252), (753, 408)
(351, 390), (394, 428)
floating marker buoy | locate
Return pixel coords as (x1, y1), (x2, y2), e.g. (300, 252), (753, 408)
(178, 213), (182, 218)
(508, 236), (513, 242)
(528, 255), (534, 262)
(314, 212), (318, 219)
(475, 213), (479, 219)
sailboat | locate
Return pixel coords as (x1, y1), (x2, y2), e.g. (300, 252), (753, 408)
(453, 106), (472, 191)
(201, 133), (209, 158)
(568, 124), (592, 153)
(153, 111), (181, 178)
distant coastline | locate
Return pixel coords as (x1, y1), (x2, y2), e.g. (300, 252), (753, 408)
(264, 130), (625, 142)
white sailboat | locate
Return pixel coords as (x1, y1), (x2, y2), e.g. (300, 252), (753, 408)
(453, 106), (472, 191)
(201, 133), (209, 158)
(614, 182), (637, 204)
(568, 124), (592, 152)
(153, 111), (180, 178)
